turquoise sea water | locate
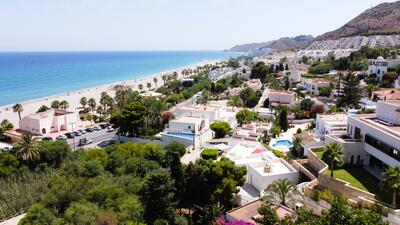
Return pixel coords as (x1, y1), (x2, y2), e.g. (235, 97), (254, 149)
(0, 51), (242, 106)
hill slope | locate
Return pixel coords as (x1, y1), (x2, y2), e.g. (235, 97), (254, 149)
(317, 1), (400, 40)
(229, 35), (314, 53)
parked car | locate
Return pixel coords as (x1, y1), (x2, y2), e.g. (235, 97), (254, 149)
(99, 123), (108, 129)
(56, 134), (68, 140)
(78, 129), (86, 134)
(42, 136), (53, 141)
(78, 138), (93, 146)
(107, 126), (114, 132)
(65, 132), (75, 139)
(93, 125), (102, 131)
(73, 131), (82, 136)
(97, 139), (116, 148)
(85, 127), (94, 132)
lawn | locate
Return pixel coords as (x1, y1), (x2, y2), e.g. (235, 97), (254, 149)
(325, 167), (394, 205)
(315, 151), (324, 159)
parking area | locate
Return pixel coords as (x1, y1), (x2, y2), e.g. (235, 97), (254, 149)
(65, 128), (117, 150)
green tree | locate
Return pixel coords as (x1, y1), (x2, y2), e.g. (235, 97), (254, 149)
(292, 135), (303, 157)
(39, 140), (71, 168)
(86, 148), (109, 167)
(337, 72), (361, 109)
(250, 62), (269, 82)
(80, 97), (88, 108)
(210, 121), (231, 138)
(228, 95), (244, 111)
(147, 82), (152, 89)
(51, 100), (60, 109)
(321, 197), (352, 225)
(140, 169), (176, 224)
(19, 203), (61, 225)
(110, 101), (146, 137)
(138, 84), (144, 92)
(278, 109), (289, 132)
(12, 133), (40, 163)
(59, 100), (69, 110)
(88, 98), (96, 115)
(263, 179), (302, 207)
(12, 103), (23, 120)
(0, 152), (19, 178)
(37, 105), (50, 113)
(236, 108), (256, 126)
(381, 167), (400, 208)
(322, 142), (344, 177)
(254, 203), (279, 225)
(1, 119), (14, 131)
(153, 77), (158, 88)
(64, 200), (99, 225)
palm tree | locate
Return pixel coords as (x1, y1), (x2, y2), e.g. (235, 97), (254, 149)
(365, 84), (377, 100)
(147, 82), (152, 89)
(381, 167), (400, 208)
(322, 142), (344, 177)
(12, 104), (23, 120)
(138, 84), (144, 92)
(96, 105), (104, 121)
(59, 100), (69, 110)
(1, 119), (14, 131)
(12, 133), (40, 162)
(80, 97), (88, 108)
(162, 75), (167, 85)
(153, 77), (158, 88)
(227, 96), (243, 111)
(292, 136), (303, 157)
(263, 179), (302, 207)
(88, 98), (96, 115)
(51, 100), (60, 109)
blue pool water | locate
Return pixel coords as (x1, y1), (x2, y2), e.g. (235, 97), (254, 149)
(166, 132), (194, 139)
(272, 140), (293, 148)
(0, 51), (242, 106)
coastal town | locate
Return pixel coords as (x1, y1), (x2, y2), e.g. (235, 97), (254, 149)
(1, 1), (400, 225)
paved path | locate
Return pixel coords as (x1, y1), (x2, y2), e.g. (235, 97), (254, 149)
(66, 129), (117, 150)
(0, 214), (25, 225)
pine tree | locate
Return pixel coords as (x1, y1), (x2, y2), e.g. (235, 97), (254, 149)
(337, 71), (361, 109)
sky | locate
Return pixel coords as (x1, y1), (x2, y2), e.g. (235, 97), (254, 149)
(0, 0), (397, 51)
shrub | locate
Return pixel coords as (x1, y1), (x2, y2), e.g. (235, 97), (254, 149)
(210, 122), (231, 138)
(296, 128), (302, 134)
(236, 109), (256, 126)
(201, 149), (219, 160)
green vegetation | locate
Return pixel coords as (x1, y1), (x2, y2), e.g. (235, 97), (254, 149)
(210, 121), (231, 138)
(337, 72), (362, 109)
(321, 142), (344, 177)
(263, 179), (302, 207)
(239, 87), (262, 108)
(381, 167), (400, 208)
(200, 149), (219, 160)
(235, 108), (256, 126)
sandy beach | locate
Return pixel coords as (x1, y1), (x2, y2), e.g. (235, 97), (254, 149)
(0, 59), (219, 128)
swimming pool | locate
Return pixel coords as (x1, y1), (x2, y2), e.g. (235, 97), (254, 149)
(272, 140), (293, 148)
(166, 132), (194, 139)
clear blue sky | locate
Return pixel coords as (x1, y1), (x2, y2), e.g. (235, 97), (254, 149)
(0, 0), (396, 51)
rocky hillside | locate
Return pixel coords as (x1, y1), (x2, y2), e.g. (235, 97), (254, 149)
(229, 35), (314, 53)
(317, 1), (400, 40)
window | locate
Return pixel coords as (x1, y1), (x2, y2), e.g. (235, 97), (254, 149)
(365, 134), (400, 161)
(188, 126), (191, 129)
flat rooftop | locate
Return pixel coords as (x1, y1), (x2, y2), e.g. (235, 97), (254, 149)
(172, 116), (205, 124)
(251, 160), (294, 176)
(352, 115), (400, 138)
(318, 113), (347, 122)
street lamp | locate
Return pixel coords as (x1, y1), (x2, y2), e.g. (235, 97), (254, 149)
(69, 122), (76, 151)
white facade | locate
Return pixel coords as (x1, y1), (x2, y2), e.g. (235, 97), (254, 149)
(267, 90), (295, 107)
(368, 56), (389, 81)
(315, 113), (348, 138)
(161, 116), (213, 148)
(343, 101), (400, 176)
(174, 105), (226, 123)
(19, 109), (78, 135)
(247, 159), (298, 193)
(300, 78), (332, 95)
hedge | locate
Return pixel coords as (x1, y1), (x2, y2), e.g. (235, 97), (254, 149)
(201, 149), (219, 160)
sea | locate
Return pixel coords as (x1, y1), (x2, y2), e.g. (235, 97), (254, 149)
(0, 51), (242, 106)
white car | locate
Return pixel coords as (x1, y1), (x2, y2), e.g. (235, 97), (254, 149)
(56, 134), (68, 140)
(93, 125), (102, 131)
(107, 126), (114, 132)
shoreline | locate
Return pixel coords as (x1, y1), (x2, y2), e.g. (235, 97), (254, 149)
(0, 59), (221, 127)
(0, 59), (217, 109)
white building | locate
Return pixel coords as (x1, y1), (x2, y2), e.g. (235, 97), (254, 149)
(246, 79), (263, 90)
(247, 159), (298, 193)
(326, 101), (400, 178)
(368, 56), (389, 81)
(174, 104), (227, 123)
(267, 90), (295, 107)
(315, 113), (348, 139)
(300, 78), (333, 96)
(19, 109), (78, 135)
(161, 116), (213, 148)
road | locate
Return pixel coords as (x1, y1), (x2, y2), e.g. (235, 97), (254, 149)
(66, 129), (117, 150)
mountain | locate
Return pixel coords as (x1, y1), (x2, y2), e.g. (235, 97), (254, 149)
(317, 1), (400, 40)
(229, 35), (314, 54)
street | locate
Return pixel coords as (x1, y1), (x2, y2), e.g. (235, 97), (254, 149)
(66, 128), (117, 150)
